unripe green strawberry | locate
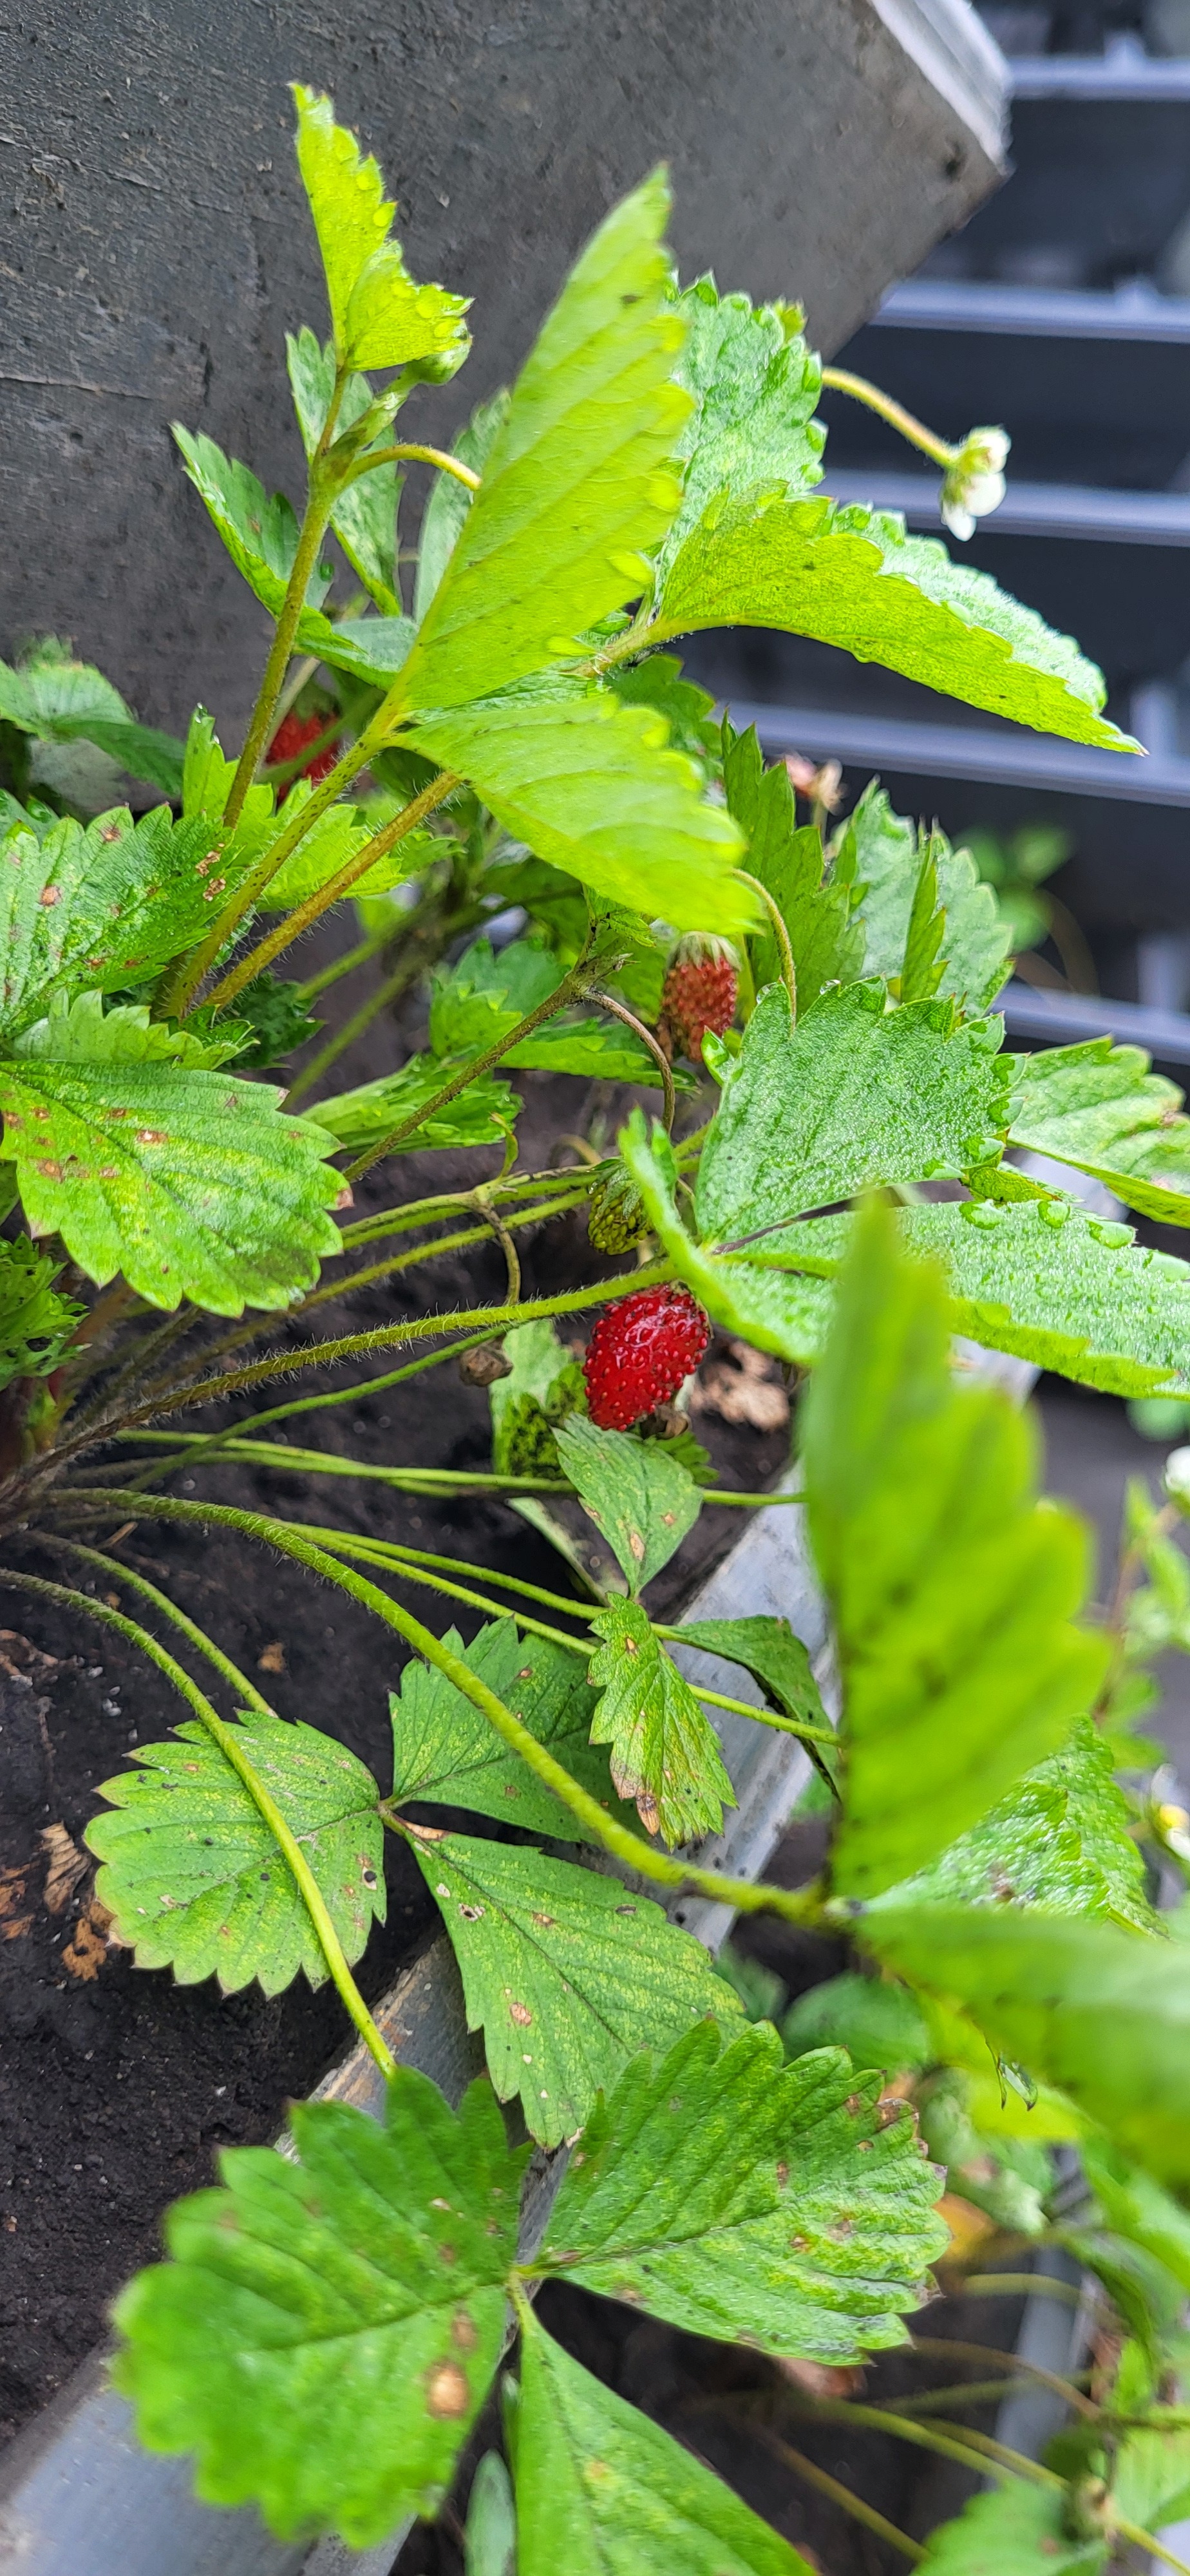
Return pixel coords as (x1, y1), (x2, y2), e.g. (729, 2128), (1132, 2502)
(588, 1161), (648, 1255)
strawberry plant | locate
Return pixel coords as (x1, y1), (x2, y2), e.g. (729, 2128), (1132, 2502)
(5, 80), (1190, 2570)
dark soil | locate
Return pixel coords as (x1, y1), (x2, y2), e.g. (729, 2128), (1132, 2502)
(0, 1058), (792, 2454)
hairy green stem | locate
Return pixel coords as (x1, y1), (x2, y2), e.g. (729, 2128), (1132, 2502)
(342, 945), (600, 1184)
(204, 772), (461, 1018)
(0, 1562), (395, 2076)
(735, 871), (797, 1015)
(50, 1490), (827, 1927)
(589, 991), (675, 1132)
(343, 442), (480, 491)
(957, 2273), (1082, 2306)
(787, 2394), (1057, 2488)
(907, 2335), (1099, 2423)
(818, 366), (956, 468)
(223, 483), (338, 833)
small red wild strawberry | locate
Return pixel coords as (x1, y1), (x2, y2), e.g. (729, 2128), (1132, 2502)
(660, 941), (738, 1063)
(583, 1284), (711, 1430)
(266, 708), (340, 798)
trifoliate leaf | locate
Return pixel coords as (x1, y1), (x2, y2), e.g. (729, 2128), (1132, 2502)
(291, 86), (469, 374)
(489, 1316), (585, 1477)
(917, 2483), (1108, 2573)
(554, 1417), (702, 1594)
(0, 1017), (342, 1314)
(782, 1972), (932, 2074)
(410, 679), (753, 937)
(694, 982), (1010, 1247)
(287, 327), (401, 614)
(654, 281), (824, 594)
(838, 781), (1010, 1018)
(619, 1112), (836, 1365)
(85, 1712), (384, 1993)
(656, 492), (1137, 752)
(113, 2072), (525, 2546)
(607, 650), (720, 781)
(387, 1620), (638, 1844)
(764, 1198), (1190, 1399)
(0, 804), (248, 1036)
(308, 1052), (518, 1155)
(173, 429), (416, 683)
(535, 2020), (945, 2358)
(0, 1235), (82, 1390)
(0, 643), (185, 798)
(802, 1201), (1106, 1901)
(587, 1597), (735, 1846)
(722, 722), (862, 1008)
(879, 1716), (1158, 1931)
(1007, 1037), (1190, 1227)
(406, 1826), (739, 2146)
(415, 390), (510, 623)
(862, 1902), (1190, 2184)
(392, 176), (688, 714)
(675, 1615), (832, 1750)
(256, 788), (416, 909)
(513, 2311), (820, 2576)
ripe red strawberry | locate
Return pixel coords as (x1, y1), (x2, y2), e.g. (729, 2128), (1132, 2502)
(583, 1284), (710, 1431)
(266, 707), (340, 797)
(661, 948), (738, 1063)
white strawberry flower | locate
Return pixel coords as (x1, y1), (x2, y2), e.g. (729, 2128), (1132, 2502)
(940, 426), (1010, 541)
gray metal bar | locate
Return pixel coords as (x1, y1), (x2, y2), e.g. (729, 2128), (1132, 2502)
(1007, 37), (1190, 102)
(822, 469), (1190, 545)
(997, 980), (1190, 1065)
(730, 699), (1186, 806)
(873, 275), (1190, 343)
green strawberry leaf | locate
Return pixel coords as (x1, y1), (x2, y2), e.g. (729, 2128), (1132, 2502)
(0, 999), (342, 1313)
(587, 1596), (735, 1846)
(286, 327), (401, 614)
(1113, 2423), (1190, 2538)
(173, 428), (415, 683)
(553, 1417), (702, 1594)
(837, 781), (1011, 1018)
(607, 650), (721, 781)
(693, 982), (1010, 1247)
(751, 1197), (1190, 1399)
(308, 1052), (518, 1155)
(414, 390), (511, 623)
(722, 722), (863, 1009)
(391, 175), (688, 715)
(291, 86), (469, 374)
(512, 2311), (819, 2576)
(801, 1200), (1106, 1900)
(387, 1619), (639, 1844)
(85, 1711), (384, 1993)
(430, 937), (675, 1086)
(406, 1826), (740, 2147)
(0, 804), (247, 1036)
(654, 281), (824, 594)
(655, 491), (1137, 752)
(781, 1972), (932, 2074)
(409, 679), (753, 937)
(113, 2072), (525, 2546)
(1081, 2134), (1190, 2295)
(534, 2019), (946, 2359)
(876, 1716), (1158, 1931)
(256, 787), (431, 909)
(0, 1234), (83, 1390)
(0, 642), (185, 799)
(917, 2484), (1108, 2573)
(675, 1615), (831, 1745)
(860, 1902), (1190, 2184)
(1006, 1037), (1190, 1227)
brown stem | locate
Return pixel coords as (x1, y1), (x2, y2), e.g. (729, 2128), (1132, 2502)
(589, 991), (675, 1132)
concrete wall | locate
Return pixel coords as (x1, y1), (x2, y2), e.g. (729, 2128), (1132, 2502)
(0, 0), (1005, 743)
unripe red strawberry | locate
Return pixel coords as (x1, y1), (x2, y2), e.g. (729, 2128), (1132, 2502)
(660, 944), (738, 1063)
(583, 1284), (710, 1431)
(267, 708), (340, 797)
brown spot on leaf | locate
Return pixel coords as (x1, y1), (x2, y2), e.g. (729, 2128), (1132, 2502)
(135, 1128), (167, 1146)
(628, 1529), (645, 1561)
(458, 1902), (484, 1921)
(425, 2360), (469, 2419)
(451, 2309), (477, 2352)
(531, 1912), (556, 1928)
(845, 2094), (864, 2116)
(99, 823), (124, 844)
(38, 886), (61, 907)
(508, 2000), (532, 2027)
(35, 1160), (62, 1180)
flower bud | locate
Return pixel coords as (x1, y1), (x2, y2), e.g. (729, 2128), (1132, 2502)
(941, 426), (1010, 542)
